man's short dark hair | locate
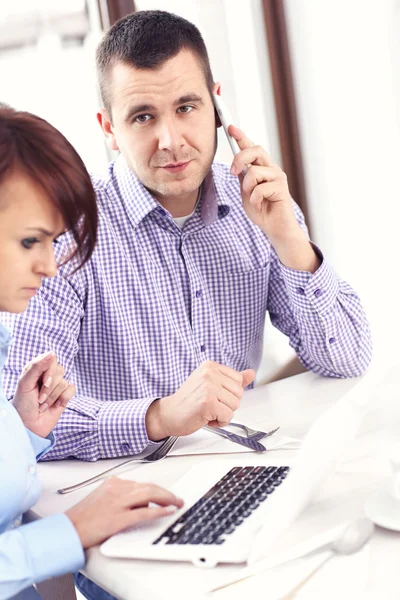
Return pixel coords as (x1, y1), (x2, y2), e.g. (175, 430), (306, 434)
(96, 10), (214, 117)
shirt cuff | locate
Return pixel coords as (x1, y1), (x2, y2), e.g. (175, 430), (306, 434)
(97, 396), (158, 457)
(280, 243), (339, 314)
(18, 513), (85, 583)
(26, 429), (55, 460)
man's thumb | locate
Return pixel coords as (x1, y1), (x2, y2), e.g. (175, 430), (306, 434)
(240, 369), (256, 388)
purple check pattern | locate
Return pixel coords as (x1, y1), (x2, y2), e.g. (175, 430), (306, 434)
(0, 158), (372, 461)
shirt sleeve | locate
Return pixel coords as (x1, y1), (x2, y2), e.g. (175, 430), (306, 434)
(0, 258), (156, 462)
(0, 514), (85, 600)
(266, 202), (372, 378)
(41, 394), (156, 461)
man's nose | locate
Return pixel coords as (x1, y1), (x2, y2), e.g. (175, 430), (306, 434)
(157, 119), (184, 152)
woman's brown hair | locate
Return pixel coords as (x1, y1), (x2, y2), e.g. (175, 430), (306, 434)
(0, 104), (97, 269)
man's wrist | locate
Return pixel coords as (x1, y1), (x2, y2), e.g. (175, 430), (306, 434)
(145, 397), (170, 441)
(269, 229), (321, 273)
(266, 221), (306, 248)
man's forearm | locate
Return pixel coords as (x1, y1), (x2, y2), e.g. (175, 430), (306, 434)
(41, 394), (155, 461)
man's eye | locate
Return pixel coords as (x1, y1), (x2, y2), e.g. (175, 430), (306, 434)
(135, 114), (152, 124)
(21, 238), (39, 249)
(177, 105), (193, 114)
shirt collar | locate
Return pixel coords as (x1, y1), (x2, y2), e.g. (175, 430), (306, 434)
(111, 155), (232, 230)
(111, 155), (159, 230)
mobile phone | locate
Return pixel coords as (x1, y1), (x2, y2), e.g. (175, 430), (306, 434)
(213, 93), (247, 175)
(213, 93), (241, 157)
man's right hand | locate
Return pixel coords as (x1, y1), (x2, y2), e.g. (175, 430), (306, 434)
(145, 361), (256, 440)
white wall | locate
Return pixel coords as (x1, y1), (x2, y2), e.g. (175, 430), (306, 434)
(0, 37), (109, 173)
(0, 0), (109, 172)
(285, 0), (400, 357)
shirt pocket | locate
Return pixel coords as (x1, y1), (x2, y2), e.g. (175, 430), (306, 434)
(212, 263), (269, 353)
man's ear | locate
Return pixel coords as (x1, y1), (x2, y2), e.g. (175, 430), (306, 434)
(212, 82), (222, 128)
(213, 82), (221, 96)
(97, 109), (119, 151)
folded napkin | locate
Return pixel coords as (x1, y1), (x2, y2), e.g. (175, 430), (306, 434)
(169, 427), (302, 457)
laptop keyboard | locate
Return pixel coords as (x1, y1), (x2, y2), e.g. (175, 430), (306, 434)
(153, 465), (289, 546)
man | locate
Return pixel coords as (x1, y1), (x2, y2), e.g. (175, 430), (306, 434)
(0, 10), (372, 462)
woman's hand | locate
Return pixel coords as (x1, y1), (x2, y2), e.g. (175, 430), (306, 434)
(66, 477), (184, 549)
(12, 351), (76, 438)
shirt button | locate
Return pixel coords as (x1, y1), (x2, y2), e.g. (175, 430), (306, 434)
(314, 289), (323, 298)
(0, 409), (7, 417)
(329, 337), (336, 344)
(200, 344), (206, 352)
(296, 287), (305, 295)
(28, 465), (36, 474)
(196, 290), (202, 298)
(13, 519), (21, 528)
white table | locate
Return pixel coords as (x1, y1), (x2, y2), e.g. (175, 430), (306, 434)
(32, 362), (400, 599)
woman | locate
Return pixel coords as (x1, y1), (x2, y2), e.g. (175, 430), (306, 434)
(0, 105), (183, 600)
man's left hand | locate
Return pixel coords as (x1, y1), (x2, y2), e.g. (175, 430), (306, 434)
(229, 125), (321, 273)
(229, 125), (299, 243)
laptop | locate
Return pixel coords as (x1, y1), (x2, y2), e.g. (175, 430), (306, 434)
(100, 377), (371, 567)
